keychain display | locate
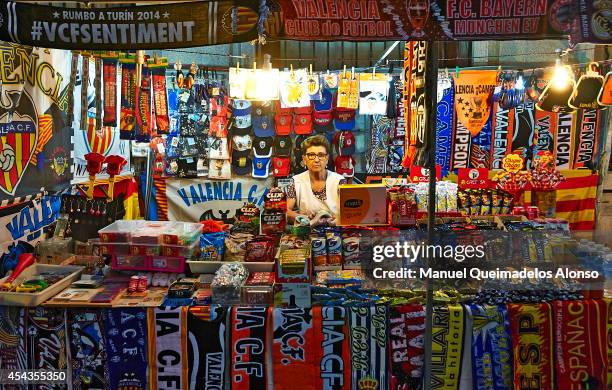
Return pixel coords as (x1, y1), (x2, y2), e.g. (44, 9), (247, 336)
(61, 194), (126, 242)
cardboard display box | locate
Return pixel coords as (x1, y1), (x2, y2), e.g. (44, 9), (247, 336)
(337, 184), (387, 226)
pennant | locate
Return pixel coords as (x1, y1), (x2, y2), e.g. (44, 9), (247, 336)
(430, 304), (465, 389)
(508, 303), (553, 390)
(348, 305), (388, 390)
(453, 70), (497, 136)
(187, 306), (228, 390)
(554, 111), (576, 169)
(147, 306), (189, 390)
(451, 111), (472, 171)
(534, 109), (557, 155)
(470, 110), (493, 169)
(316, 306), (351, 390)
(231, 306), (270, 390)
(572, 109), (599, 169)
(490, 102), (514, 170)
(152, 67), (170, 133)
(511, 99), (536, 169)
(136, 66), (152, 142)
(436, 77), (454, 176)
(103, 59), (118, 127)
(388, 303), (425, 390)
(67, 309), (109, 389)
(120, 63), (137, 139)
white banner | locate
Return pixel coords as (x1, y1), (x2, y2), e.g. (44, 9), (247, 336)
(165, 177), (272, 223)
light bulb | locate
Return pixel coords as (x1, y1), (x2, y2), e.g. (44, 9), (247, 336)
(551, 65), (570, 90)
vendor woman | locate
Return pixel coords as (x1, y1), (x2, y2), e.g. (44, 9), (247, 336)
(286, 135), (346, 224)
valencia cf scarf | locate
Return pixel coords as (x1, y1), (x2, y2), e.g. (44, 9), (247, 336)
(388, 303), (425, 390)
(469, 304), (513, 390)
(231, 306), (270, 390)
(67, 309), (109, 390)
(103, 59), (118, 127)
(553, 300), (607, 389)
(152, 67), (170, 134)
(453, 70), (497, 137)
(136, 66), (152, 142)
(316, 306), (351, 390)
(490, 102), (514, 169)
(147, 306), (188, 390)
(430, 304), (465, 390)
(348, 305), (388, 390)
(451, 111), (472, 171)
(511, 99), (536, 169)
(81, 55), (90, 132)
(554, 111), (576, 169)
(104, 308), (148, 390)
(188, 306), (228, 390)
(534, 109), (557, 155)
(120, 63), (137, 139)
(470, 111), (493, 169)
(572, 109), (600, 169)
(437, 77), (454, 177)
(508, 303), (553, 390)
(460, 305), (473, 390)
(66, 52), (79, 128)
(272, 307), (318, 389)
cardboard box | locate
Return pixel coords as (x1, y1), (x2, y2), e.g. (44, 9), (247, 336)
(338, 184), (388, 226)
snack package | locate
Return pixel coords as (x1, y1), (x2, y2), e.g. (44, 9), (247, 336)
(436, 183), (448, 212)
(264, 187), (287, 211)
(211, 262), (249, 304)
(261, 209), (287, 236)
(480, 190), (491, 215)
(326, 229), (343, 269)
(501, 192), (513, 214)
(469, 190), (481, 215)
(245, 235), (276, 262)
(200, 231), (225, 261)
(224, 232), (254, 261)
(491, 190), (503, 215)
(446, 182), (458, 212)
(342, 228), (362, 269)
(458, 189), (470, 215)
(311, 232), (328, 270)
(232, 202), (261, 234)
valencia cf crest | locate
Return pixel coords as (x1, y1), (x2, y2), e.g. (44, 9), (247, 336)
(50, 147), (68, 178)
(84, 122), (116, 156)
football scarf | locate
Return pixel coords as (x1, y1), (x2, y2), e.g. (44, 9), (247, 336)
(554, 111), (576, 169)
(67, 309), (109, 390)
(508, 303), (553, 390)
(511, 99), (536, 169)
(147, 306), (188, 390)
(120, 63), (137, 139)
(451, 112), (472, 171)
(152, 67), (170, 133)
(67, 52), (79, 127)
(490, 102), (514, 169)
(0, 306), (26, 376)
(272, 307), (318, 389)
(469, 304), (513, 390)
(388, 303), (425, 390)
(103, 59), (118, 127)
(81, 55), (90, 132)
(430, 304), (465, 390)
(316, 306), (351, 390)
(460, 305), (473, 390)
(572, 109), (600, 169)
(95, 58), (103, 131)
(598, 71), (612, 106)
(22, 308), (68, 376)
(453, 70), (497, 137)
(104, 308), (148, 390)
(437, 77), (454, 176)
(553, 300), (607, 389)
(136, 66), (152, 142)
(470, 110), (493, 169)
(187, 306), (228, 390)
(231, 306), (270, 390)
(402, 41), (415, 168)
(534, 109), (557, 155)
(348, 305), (388, 390)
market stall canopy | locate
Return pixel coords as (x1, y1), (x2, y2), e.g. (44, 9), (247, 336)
(0, 0), (608, 49)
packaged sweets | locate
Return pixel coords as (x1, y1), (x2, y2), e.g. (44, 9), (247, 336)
(264, 187), (287, 211)
(458, 189), (470, 215)
(224, 232), (253, 261)
(480, 191), (491, 215)
(342, 228), (362, 269)
(311, 232), (328, 270)
(211, 262), (249, 304)
(245, 235), (276, 262)
(261, 209), (286, 235)
(325, 229), (343, 268)
(469, 190), (481, 215)
(491, 190), (503, 215)
(200, 231), (225, 261)
(501, 192), (513, 214)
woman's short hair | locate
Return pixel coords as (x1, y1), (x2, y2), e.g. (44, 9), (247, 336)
(301, 134), (331, 155)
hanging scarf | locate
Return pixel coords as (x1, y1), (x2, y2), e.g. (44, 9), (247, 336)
(510, 99), (536, 169)
(508, 303), (553, 390)
(231, 306), (270, 390)
(460, 305), (473, 390)
(437, 77), (454, 176)
(0, 306), (26, 377)
(451, 111), (472, 171)
(554, 111), (576, 169)
(22, 308), (68, 375)
(402, 41), (415, 168)
(104, 308), (148, 390)
(572, 109), (600, 169)
(120, 63), (137, 139)
(553, 299), (607, 389)
(81, 55), (90, 132)
(430, 304), (465, 389)
(188, 306), (228, 390)
(316, 306), (351, 390)
(66, 52), (79, 128)
(469, 304), (513, 390)
(490, 102), (514, 169)
(272, 307), (318, 389)
(67, 309), (109, 390)
(136, 66), (152, 142)
(534, 109), (557, 155)
(606, 298), (612, 389)
(470, 110), (493, 169)
(147, 306), (188, 390)
(152, 67), (170, 133)
(95, 57), (103, 131)
(388, 303), (425, 390)
(103, 59), (118, 127)
(348, 305), (388, 390)
(453, 70), (497, 137)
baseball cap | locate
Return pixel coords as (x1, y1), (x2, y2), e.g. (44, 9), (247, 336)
(209, 116), (228, 137)
(253, 101), (274, 116)
(208, 158), (232, 179)
(209, 137), (229, 160)
(272, 156), (291, 177)
(232, 149), (252, 176)
(252, 156), (271, 178)
(294, 113), (313, 135)
(253, 115), (275, 137)
(334, 107), (356, 130)
(232, 134), (252, 152)
(335, 155), (355, 177)
(253, 136), (273, 157)
(274, 113), (292, 136)
(231, 99), (252, 117)
(274, 136), (292, 156)
(275, 99), (293, 116)
(333, 131), (356, 155)
(313, 88), (333, 112)
(294, 104), (312, 115)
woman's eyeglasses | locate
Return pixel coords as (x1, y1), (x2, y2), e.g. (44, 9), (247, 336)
(305, 152), (328, 161)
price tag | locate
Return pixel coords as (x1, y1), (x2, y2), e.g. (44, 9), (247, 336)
(170, 137), (179, 147)
(458, 168), (490, 188)
(156, 143), (165, 154)
(410, 165), (441, 183)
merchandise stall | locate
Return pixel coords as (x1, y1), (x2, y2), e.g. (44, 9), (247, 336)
(0, 1), (610, 390)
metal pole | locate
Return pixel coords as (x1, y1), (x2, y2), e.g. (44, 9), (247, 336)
(423, 39), (440, 390)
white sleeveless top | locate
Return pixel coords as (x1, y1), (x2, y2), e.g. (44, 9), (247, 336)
(292, 170), (344, 217)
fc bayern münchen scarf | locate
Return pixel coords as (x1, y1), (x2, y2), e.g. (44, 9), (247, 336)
(120, 63), (137, 139)
(388, 303), (425, 390)
(430, 304), (465, 389)
(315, 306), (351, 390)
(469, 304), (513, 390)
(436, 77), (454, 176)
(553, 300), (607, 389)
(508, 303), (553, 390)
(103, 59), (118, 127)
(147, 306), (188, 390)
(348, 305), (388, 390)
(272, 307), (318, 389)
(67, 309), (109, 390)
(188, 306), (228, 390)
(231, 306), (270, 390)
(136, 66), (152, 142)
(152, 67), (170, 134)
(104, 308), (148, 390)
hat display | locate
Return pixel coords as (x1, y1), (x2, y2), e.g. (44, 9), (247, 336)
(274, 136), (292, 156)
(209, 137), (229, 160)
(274, 113), (292, 136)
(253, 136), (273, 157)
(334, 155), (355, 178)
(253, 115), (275, 137)
(252, 156), (271, 178)
(333, 131), (356, 155)
(275, 99), (293, 116)
(253, 101), (275, 116)
(232, 134), (252, 152)
(313, 88), (333, 112)
(232, 149), (252, 176)
(294, 104), (313, 115)
(294, 113), (313, 135)
(231, 99), (252, 117)
(272, 156), (291, 177)
(334, 107), (356, 130)
(208, 158), (232, 179)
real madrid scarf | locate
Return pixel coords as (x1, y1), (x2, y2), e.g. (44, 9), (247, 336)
(553, 299), (607, 389)
(152, 66), (170, 134)
(430, 304), (465, 390)
(136, 66), (152, 142)
(120, 63), (137, 139)
(437, 77), (455, 176)
(188, 306), (228, 390)
(508, 303), (553, 390)
(315, 306), (351, 390)
(272, 307), (318, 389)
(231, 306), (270, 390)
(147, 306), (188, 390)
(348, 305), (388, 390)
(103, 59), (118, 127)
(67, 309), (109, 390)
(469, 304), (513, 390)
(388, 303), (425, 390)
(104, 308), (148, 390)
(470, 111), (493, 169)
